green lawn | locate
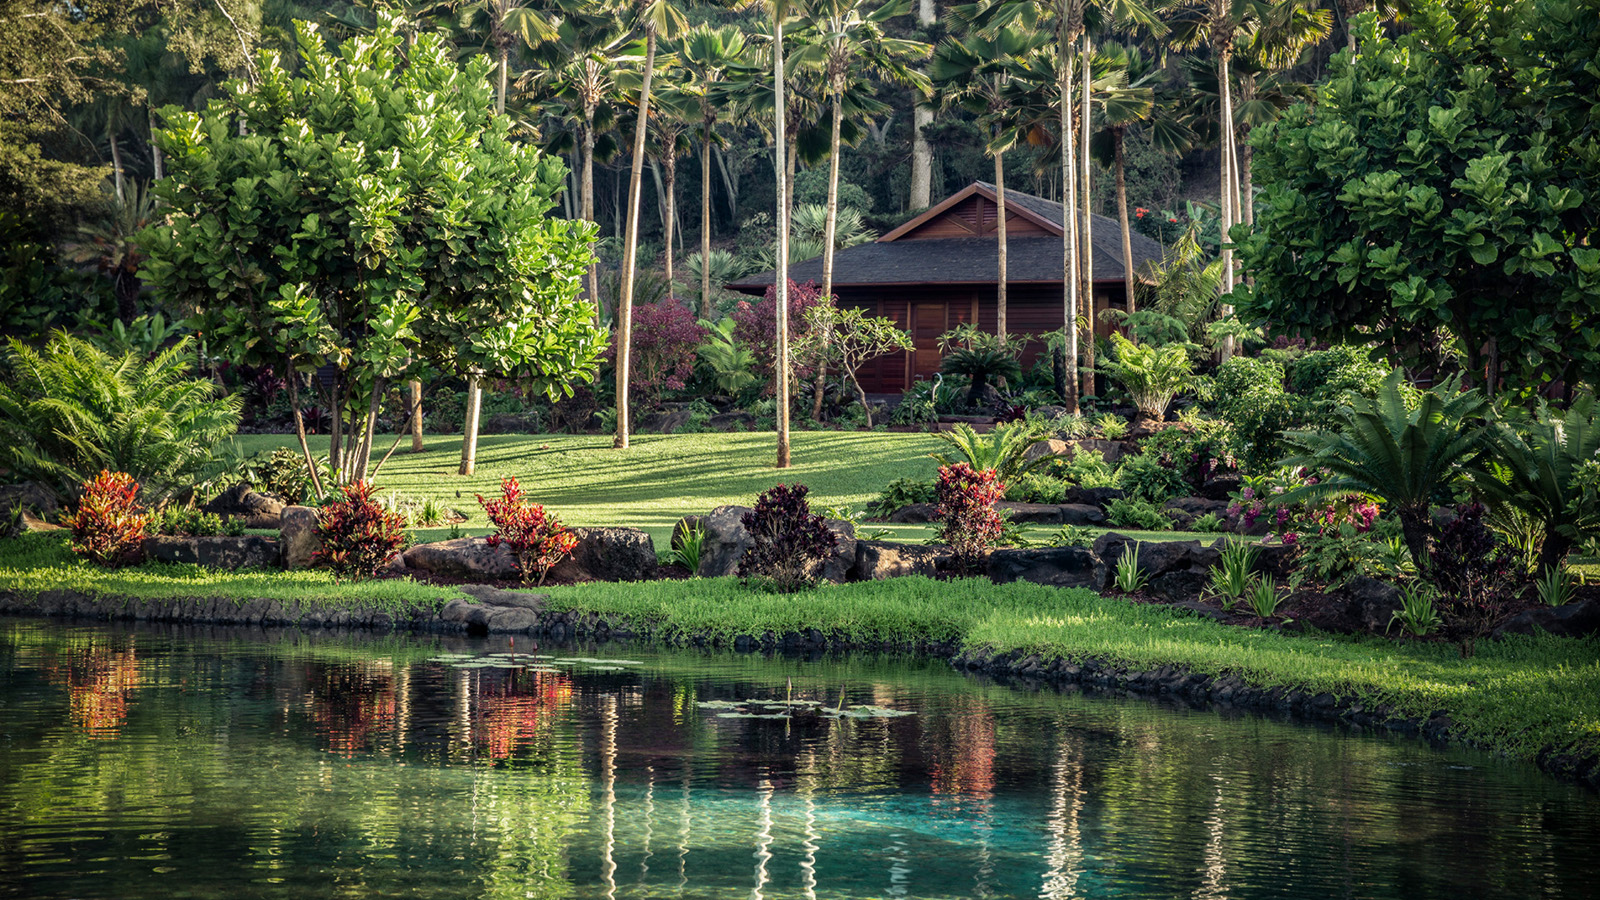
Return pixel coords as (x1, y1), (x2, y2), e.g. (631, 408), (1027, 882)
(234, 431), (1198, 548)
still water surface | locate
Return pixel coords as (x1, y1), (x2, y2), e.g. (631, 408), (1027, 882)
(0, 620), (1596, 899)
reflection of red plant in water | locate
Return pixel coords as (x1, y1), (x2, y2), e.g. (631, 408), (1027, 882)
(48, 647), (143, 739)
(929, 708), (997, 800)
(473, 672), (574, 760)
(310, 667), (397, 757)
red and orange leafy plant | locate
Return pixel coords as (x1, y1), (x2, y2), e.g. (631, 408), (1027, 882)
(738, 483), (838, 592)
(62, 470), (150, 568)
(478, 477), (576, 584)
(313, 480), (407, 580)
(936, 463), (1005, 575)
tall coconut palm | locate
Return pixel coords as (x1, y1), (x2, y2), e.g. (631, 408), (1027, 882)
(677, 24), (749, 318)
(614, 0), (689, 451)
(930, 26), (1050, 345)
(645, 83), (697, 293)
(452, 0), (562, 113)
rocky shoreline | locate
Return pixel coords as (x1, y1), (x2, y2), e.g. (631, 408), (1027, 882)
(3, 583), (1595, 793)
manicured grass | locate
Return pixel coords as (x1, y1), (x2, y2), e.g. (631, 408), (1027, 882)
(233, 431), (1227, 548)
(539, 576), (1600, 764)
(0, 533), (462, 611)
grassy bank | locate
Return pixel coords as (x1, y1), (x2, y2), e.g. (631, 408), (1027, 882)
(0, 533), (461, 610)
(540, 577), (1600, 765)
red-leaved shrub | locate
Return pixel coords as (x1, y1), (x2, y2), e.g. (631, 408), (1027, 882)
(478, 477), (576, 584)
(63, 470), (149, 568)
(936, 463), (1005, 574)
(313, 480), (407, 580)
(607, 298), (706, 407)
(737, 483), (838, 592)
(732, 280), (829, 386)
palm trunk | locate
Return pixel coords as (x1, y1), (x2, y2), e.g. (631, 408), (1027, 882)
(909, 0), (936, 210)
(1060, 26), (1080, 413)
(616, 28), (659, 450)
(995, 150), (1008, 343)
(664, 150), (677, 292)
(814, 88), (845, 423)
(149, 110), (164, 180)
(700, 132), (714, 318)
(582, 114), (600, 315)
(458, 373), (482, 475)
(109, 134), (125, 203)
(1218, 48), (1237, 360)
(410, 379), (424, 452)
(496, 48), (508, 115)
(1115, 128), (1135, 313)
(774, 14), (791, 468)
(1079, 35), (1094, 400)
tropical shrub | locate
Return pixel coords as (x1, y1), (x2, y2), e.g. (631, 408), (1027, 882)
(313, 481), (408, 581)
(1487, 395), (1600, 573)
(738, 483), (839, 592)
(0, 333), (241, 504)
(935, 463), (1006, 575)
(1288, 345), (1389, 406)
(940, 348), (1022, 408)
(1287, 521), (1412, 591)
(240, 448), (316, 504)
(932, 421), (1063, 485)
(612, 298), (706, 407)
(1105, 497), (1172, 531)
(1245, 575), (1285, 618)
(1428, 502), (1521, 652)
(478, 477), (577, 585)
(1191, 512), (1226, 533)
(797, 304), (912, 427)
(1100, 333), (1191, 420)
(1058, 449), (1117, 488)
(1112, 543), (1149, 593)
(1116, 450), (1189, 504)
(1095, 414), (1129, 440)
(62, 471), (149, 568)
(1205, 539), (1259, 610)
(1389, 582), (1443, 637)
(661, 522), (706, 573)
(696, 317), (760, 397)
(1279, 371), (1491, 564)
(1534, 566), (1576, 608)
(151, 507), (225, 537)
(733, 280), (827, 387)
(864, 477), (937, 519)
(1006, 473), (1069, 505)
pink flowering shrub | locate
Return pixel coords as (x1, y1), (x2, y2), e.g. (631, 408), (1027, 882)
(936, 463), (1006, 574)
(608, 298), (705, 407)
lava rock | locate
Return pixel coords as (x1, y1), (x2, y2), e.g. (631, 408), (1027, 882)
(1064, 486), (1125, 508)
(996, 502), (1067, 525)
(0, 483), (58, 536)
(1058, 503), (1107, 526)
(987, 546), (1098, 588)
(852, 540), (945, 580)
(1492, 599), (1600, 640)
(278, 506), (321, 569)
(697, 505), (754, 577)
(886, 503), (939, 524)
(1091, 533), (1219, 599)
(1199, 474), (1241, 501)
(144, 535), (280, 569)
(548, 526), (658, 582)
(485, 606), (539, 632)
(404, 536), (519, 579)
(1342, 576), (1404, 634)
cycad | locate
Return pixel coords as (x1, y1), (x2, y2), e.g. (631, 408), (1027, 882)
(0, 333), (242, 504)
(1279, 369), (1491, 564)
(1487, 396), (1600, 573)
(932, 421), (1063, 486)
(1099, 332), (1191, 420)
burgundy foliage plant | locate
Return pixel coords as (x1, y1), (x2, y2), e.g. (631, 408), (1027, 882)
(1428, 502), (1522, 653)
(608, 298), (706, 407)
(936, 463), (1006, 575)
(737, 483), (838, 592)
(312, 480), (408, 580)
(732, 280), (829, 386)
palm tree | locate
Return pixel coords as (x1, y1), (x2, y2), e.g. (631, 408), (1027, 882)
(614, 0), (688, 451)
(536, 49), (626, 309)
(64, 183), (156, 324)
(931, 26), (1050, 345)
(677, 24), (749, 318)
(452, 0), (562, 114)
(641, 80), (696, 293)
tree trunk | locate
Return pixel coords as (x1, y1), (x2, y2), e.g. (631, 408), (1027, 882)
(664, 150), (677, 291)
(700, 133), (714, 318)
(353, 375), (385, 484)
(149, 110), (164, 181)
(496, 48), (508, 116)
(1218, 48), (1238, 360)
(410, 379), (424, 452)
(995, 150), (1007, 343)
(1115, 128), (1136, 314)
(582, 115), (600, 316)
(774, 14), (791, 468)
(1079, 35), (1094, 400)
(1060, 26), (1080, 413)
(459, 373), (482, 475)
(909, 0), (937, 210)
(285, 360), (326, 500)
(109, 134), (125, 204)
(616, 29), (659, 450)
(814, 88), (845, 423)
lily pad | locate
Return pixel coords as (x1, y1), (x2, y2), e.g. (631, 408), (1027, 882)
(696, 700), (743, 710)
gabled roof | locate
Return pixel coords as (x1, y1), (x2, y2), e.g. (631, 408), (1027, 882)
(728, 181), (1166, 293)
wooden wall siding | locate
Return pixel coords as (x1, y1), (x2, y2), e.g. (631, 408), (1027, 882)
(896, 196), (1052, 241)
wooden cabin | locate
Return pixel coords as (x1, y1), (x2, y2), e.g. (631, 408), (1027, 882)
(727, 181), (1166, 393)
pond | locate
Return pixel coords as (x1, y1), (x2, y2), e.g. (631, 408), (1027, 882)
(1, 620), (1596, 900)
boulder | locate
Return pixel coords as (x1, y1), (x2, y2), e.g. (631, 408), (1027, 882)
(1024, 438), (1072, 465)
(1162, 496), (1230, 531)
(696, 505), (855, 583)
(852, 540), (945, 580)
(886, 503), (939, 524)
(404, 536), (518, 580)
(698, 505), (754, 578)
(1199, 474), (1241, 501)
(1058, 504), (1106, 526)
(671, 515), (707, 550)
(708, 411), (756, 430)
(0, 483), (58, 530)
(460, 583), (546, 609)
(1092, 533), (1220, 599)
(1342, 576), (1404, 634)
(1248, 541), (1301, 579)
(996, 502), (1066, 525)
(1492, 600), (1600, 640)
(484, 606), (540, 632)
(1064, 486), (1125, 508)
(144, 535), (280, 569)
(987, 546), (1098, 589)
(202, 482), (287, 527)
(279, 506), (321, 569)
(547, 526), (657, 582)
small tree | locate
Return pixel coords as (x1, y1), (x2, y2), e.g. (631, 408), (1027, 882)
(935, 462), (1005, 575)
(799, 304), (911, 427)
(143, 15), (603, 491)
(610, 298), (706, 409)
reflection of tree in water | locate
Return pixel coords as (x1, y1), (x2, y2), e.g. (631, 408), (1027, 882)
(473, 670), (574, 761)
(303, 662), (397, 757)
(47, 643), (142, 739)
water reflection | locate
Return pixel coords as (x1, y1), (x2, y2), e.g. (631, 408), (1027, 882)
(1, 621), (1597, 900)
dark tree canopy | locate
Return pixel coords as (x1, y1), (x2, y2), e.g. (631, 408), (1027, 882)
(1233, 0), (1600, 396)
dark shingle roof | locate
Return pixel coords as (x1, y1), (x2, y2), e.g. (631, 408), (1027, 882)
(729, 182), (1165, 292)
